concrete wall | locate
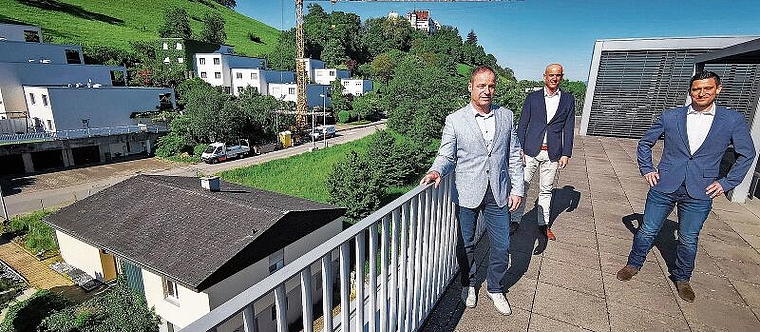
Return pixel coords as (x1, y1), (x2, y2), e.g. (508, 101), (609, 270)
(0, 24), (42, 43)
(56, 230), (110, 282)
(0, 63), (123, 115)
(24, 86), (174, 131)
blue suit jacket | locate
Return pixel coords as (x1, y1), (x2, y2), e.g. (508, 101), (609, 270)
(517, 89), (575, 161)
(638, 105), (756, 200)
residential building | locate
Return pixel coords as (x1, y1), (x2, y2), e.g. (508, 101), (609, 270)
(406, 10), (439, 33)
(0, 23), (42, 43)
(194, 53), (267, 93)
(230, 69), (295, 97)
(340, 79), (373, 97)
(299, 58), (325, 83)
(45, 175), (346, 332)
(24, 85), (174, 132)
(157, 38), (233, 77)
(313, 68), (349, 85)
(269, 83), (331, 108)
(579, 35), (760, 202)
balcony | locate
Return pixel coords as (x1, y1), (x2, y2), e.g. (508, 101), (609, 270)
(182, 135), (760, 331)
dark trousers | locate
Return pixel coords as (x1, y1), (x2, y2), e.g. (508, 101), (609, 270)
(456, 186), (510, 293)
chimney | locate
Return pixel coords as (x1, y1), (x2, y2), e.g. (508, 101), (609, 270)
(200, 176), (220, 192)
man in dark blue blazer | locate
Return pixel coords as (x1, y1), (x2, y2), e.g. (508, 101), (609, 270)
(512, 63), (575, 240)
(617, 71), (756, 303)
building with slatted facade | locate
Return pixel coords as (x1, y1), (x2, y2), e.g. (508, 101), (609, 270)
(579, 36), (760, 202)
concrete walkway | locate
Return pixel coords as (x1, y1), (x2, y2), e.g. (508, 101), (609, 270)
(422, 135), (760, 331)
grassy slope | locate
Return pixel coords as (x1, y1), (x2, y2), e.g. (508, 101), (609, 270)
(0, 0), (279, 57)
(219, 136), (373, 204)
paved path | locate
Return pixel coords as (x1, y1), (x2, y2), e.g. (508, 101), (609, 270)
(423, 135), (760, 331)
(1, 122), (385, 217)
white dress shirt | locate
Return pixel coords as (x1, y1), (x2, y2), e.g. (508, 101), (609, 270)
(543, 87), (561, 144)
(473, 107), (495, 152)
(686, 103), (716, 154)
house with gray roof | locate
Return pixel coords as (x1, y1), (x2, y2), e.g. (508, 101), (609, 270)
(45, 174), (345, 332)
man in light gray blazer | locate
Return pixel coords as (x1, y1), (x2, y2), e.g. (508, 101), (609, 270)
(421, 66), (524, 316)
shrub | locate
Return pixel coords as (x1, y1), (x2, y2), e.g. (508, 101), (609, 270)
(337, 110), (351, 123)
(5, 211), (57, 255)
(247, 31), (262, 43)
(40, 278), (160, 332)
(155, 132), (193, 158)
(0, 289), (70, 332)
(193, 143), (209, 158)
(327, 151), (384, 222)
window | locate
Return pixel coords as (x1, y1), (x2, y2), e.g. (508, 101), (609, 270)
(177, 57), (184, 63)
(214, 72), (221, 79)
(46, 120), (52, 131)
(269, 249), (284, 274)
(200, 72), (207, 78)
(159, 93), (173, 110)
(42, 95), (48, 106)
(329, 70), (336, 76)
(251, 72), (258, 80)
(163, 57), (170, 64)
(237, 86), (244, 93)
(167, 322), (175, 332)
(176, 42), (182, 50)
(24, 30), (40, 42)
(162, 42), (168, 50)
(199, 58), (206, 65)
(236, 72), (243, 79)
(163, 277), (179, 300)
(288, 88), (296, 95)
(213, 58), (220, 65)
(65, 49), (81, 64)
(28, 93), (36, 105)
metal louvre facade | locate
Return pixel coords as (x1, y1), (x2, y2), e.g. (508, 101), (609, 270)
(587, 49), (710, 137)
(705, 63), (760, 125)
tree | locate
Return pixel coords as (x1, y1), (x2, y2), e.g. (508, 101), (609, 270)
(327, 151), (384, 221)
(362, 17), (416, 58)
(0, 290), (70, 332)
(40, 278), (160, 332)
(214, 0), (236, 9)
(351, 91), (381, 121)
(560, 79), (587, 115)
(466, 29), (478, 45)
(158, 7), (192, 39)
(330, 79), (351, 116)
(267, 29), (296, 71)
(201, 11), (226, 44)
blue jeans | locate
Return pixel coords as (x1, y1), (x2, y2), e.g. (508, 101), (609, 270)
(627, 186), (712, 281)
(456, 186), (510, 293)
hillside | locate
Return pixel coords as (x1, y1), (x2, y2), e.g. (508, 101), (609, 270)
(0, 0), (279, 57)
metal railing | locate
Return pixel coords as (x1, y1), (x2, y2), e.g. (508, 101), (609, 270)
(181, 174), (482, 332)
(0, 124), (168, 144)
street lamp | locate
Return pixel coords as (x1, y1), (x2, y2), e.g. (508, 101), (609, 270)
(319, 92), (327, 148)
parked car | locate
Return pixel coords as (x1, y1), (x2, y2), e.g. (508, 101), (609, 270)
(309, 125), (336, 140)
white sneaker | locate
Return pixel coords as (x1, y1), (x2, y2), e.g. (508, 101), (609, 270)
(487, 292), (512, 316)
(461, 286), (477, 308)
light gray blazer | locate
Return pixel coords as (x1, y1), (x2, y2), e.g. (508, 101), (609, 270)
(429, 103), (524, 209)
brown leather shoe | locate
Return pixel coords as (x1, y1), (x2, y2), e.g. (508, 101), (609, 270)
(675, 281), (695, 303)
(545, 228), (556, 241)
(616, 265), (640, 281)
(509, 222), (519, 235)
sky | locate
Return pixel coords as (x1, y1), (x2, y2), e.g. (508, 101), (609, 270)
(237, 0), (760, 81)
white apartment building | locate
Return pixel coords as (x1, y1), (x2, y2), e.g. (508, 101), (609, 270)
(269, 83), (331, 108)
(230, 69), (295, 97)
(24, 85), (174, 132)
(194, 53), (266, 92)
(313, 68), (350, 85)
(341, 79), (373, 97)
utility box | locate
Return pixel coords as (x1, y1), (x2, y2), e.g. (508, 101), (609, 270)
(279, 131), (292, 148)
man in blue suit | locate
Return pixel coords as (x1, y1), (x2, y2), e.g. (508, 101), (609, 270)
(421, 66), (523, 315)
(512, 63), (575, 240)
(617, 71), (756, 303)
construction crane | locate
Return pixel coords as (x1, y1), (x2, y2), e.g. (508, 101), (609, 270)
(293, 0), (512, 136)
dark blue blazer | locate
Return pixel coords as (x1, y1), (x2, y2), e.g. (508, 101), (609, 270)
(517, 89), (575, 161)
(638, 106), (756, 200)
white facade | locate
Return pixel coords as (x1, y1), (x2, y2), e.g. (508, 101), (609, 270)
(55, 217), (342, 332)
(269, 83), (331, 108)
(194, 53), (266, 89)
(341, 79), (373, 97)
(299, 58), (325, 83)
(230, 69), (295, 97)
(313, 68), (350, 85)
(24, 86), (174, 131)
(0, 23), (42, 43)
(406, 10), (439, 33)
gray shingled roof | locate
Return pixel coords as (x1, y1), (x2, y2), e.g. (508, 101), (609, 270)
(45, 175), (345, 292)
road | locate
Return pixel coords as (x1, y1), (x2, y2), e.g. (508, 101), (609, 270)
(1, 122), (385, 218)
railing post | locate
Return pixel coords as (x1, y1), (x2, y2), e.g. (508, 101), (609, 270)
(397, 201), (410, 331)
(301, 267), (314, 332)
(355, 231), (365, 332)
(411, 193), (425, 329)
(274, 285), (287, 332)
(368, 223), (378, 332)
(389, 209), (400, 332)
(242, 304), (256, 332)
(321, 255), (333, 332)
(419, 187), (433, 315)
(339, 242), (350, 332)
(379, 215), (390, 332)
